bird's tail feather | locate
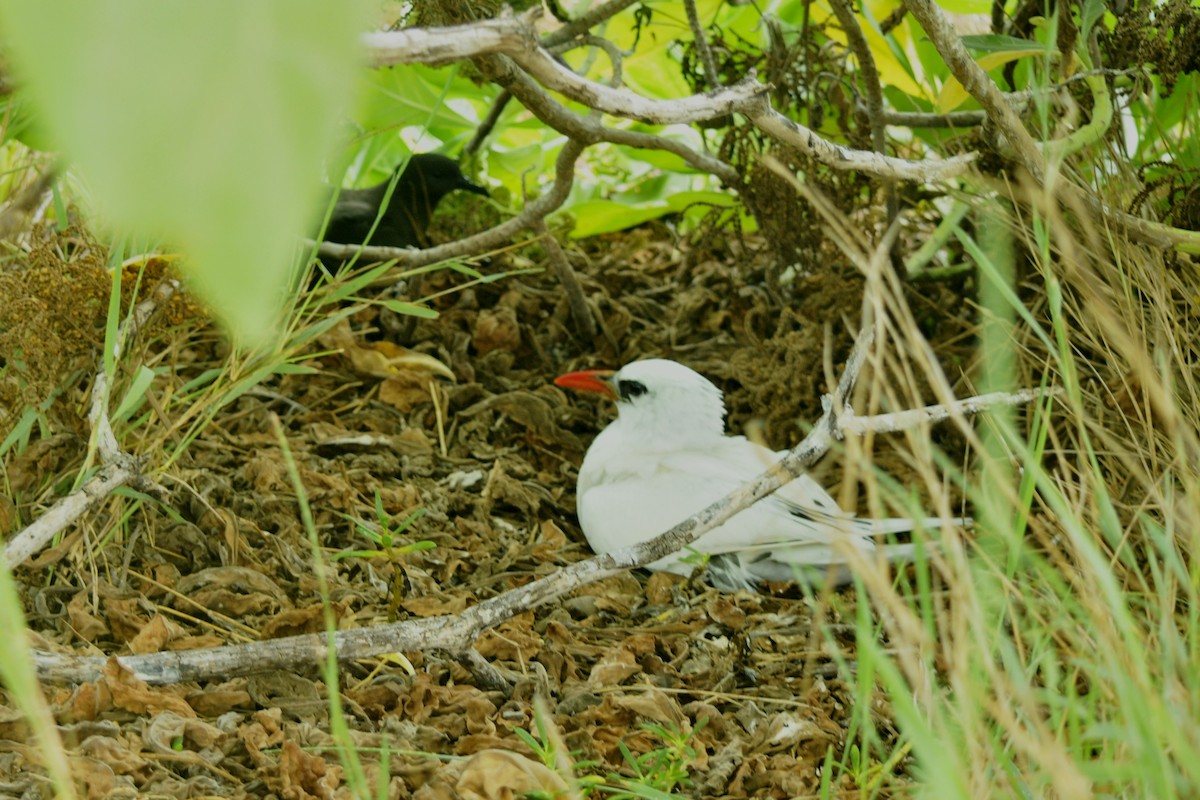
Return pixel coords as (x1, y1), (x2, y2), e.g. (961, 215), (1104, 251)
(707, 540), (928, 590)
(854, 515), (972, 535)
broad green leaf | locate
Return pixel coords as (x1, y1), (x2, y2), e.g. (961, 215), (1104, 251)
(0, 1), (371, 347)
(567, 200), (674, 239)
(341, 64), (491, 185)
(664, 190), (738, 211)
(818, 0), (929, 100)
(932, 0), (1001, 14)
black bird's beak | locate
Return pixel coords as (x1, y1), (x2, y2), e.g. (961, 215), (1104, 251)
(460, 178), (490, 197)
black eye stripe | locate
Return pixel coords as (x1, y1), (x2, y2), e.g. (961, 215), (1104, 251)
(618, 379), (647, 400)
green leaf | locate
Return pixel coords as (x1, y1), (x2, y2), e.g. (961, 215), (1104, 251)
(272, 363), (319, 375)
(0, 1), (371, 347)
(930, 0), (996, 13)
(331, 549), (388, 561)
(383, 300), (440, 319)
(567, 200), (673, 239)
(959, 34), (1045, 53)
(113, 365), (158, 422)
(0, 405), (39, 457)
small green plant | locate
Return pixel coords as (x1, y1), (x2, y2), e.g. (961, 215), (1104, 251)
(333, 489), (434, 620)
(606, 720), (706, 799)
(515, 703), (708, 798)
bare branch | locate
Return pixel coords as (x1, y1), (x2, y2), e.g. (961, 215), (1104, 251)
(5, 465), (137, 568)
(542, 0), (641, 47)
(684, 0), (721, 91)
(497, 65), (739, 180)
(902, 0), (1200, 253)
(837, 387), (1058, 436)
(363, 13), (976, 184)
(363, 14), (534, 65)
(532, 219), (596, 340)
(902, 0), (1045, 182)
(829, 0), (898, 227)
(872, 108), (987, 128)
(746, 92), (978, 182)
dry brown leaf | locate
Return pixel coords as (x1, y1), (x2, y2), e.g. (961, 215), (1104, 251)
(240, 710), (285, 767)
(474, 611), (541, 663)
(166, 633), (226, 651)
(174, 566), (288, 618)
(379, 372), (435, 412)
(0, 705), (29, 742)
(102, 658), (195, 718)
(414, 749), (569, 800)
(705, 595), (748, 630)
(144, 709), (226, 754)
(461, 390), (583, 449)
(104, 595), (152, 644)
(400, 593), (469, 617)
(322, 318), (455, 380)
(750, 711), (830, 752)
(61, 680), (114, 723)
(0, 492), (16, 533)
(278, 739), (343, 800)
(464, 695), (499, 736)
(610, 688), (686, 728)
(472, 305), (521, 355)
(644, 571), (681, 604)
(243, 451), (289, 493)
(262, 602), (348, 639)
(68, 590), (110, 642)
(246, 671), (325, 719)
(587, 647), (640, 685)
(186, 684), (253, 717)
(76, 755), (122, 800)
(77, 734), (150, 775)
(127, 614), (187, 655)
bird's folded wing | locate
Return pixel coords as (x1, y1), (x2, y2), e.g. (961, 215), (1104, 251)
(330, 196), (377, 222)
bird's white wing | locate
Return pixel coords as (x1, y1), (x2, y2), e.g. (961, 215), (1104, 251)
(577, 434), (879, 565)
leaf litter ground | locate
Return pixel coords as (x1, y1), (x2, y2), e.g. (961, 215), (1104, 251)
(0, 218), (975, 799)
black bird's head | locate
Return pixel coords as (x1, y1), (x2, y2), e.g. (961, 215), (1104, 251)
(398, 153), (490, 206)
(322, 152), (489, 252)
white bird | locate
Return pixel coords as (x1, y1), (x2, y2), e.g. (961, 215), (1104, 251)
(555, 358), (965, 590)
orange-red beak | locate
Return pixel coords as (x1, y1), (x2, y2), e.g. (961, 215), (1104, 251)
(554, 368), (618, 398)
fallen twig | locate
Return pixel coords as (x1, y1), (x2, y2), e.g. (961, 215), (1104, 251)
(29, 324), (1053, 686)
(532, 219), (596, 340)
(4, 279), (176, 568)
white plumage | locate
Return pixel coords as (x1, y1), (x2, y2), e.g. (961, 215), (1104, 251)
(556, 358), (964, 590)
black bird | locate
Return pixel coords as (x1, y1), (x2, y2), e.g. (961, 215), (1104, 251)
(322, 153), (489, 250)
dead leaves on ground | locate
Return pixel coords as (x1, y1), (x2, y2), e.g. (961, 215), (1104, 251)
(2, 223), (941, 798)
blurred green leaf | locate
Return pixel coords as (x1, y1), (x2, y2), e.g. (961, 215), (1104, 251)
(113, 365), (157, 422)
(0, 0), (371, 347)
(959, 34), (1044, 53)
(568, 200), (673, 239)
(383, 300), (440, 319)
